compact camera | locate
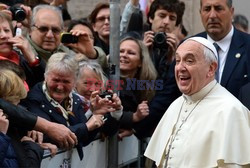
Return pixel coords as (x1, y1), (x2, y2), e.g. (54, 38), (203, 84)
(9, 5), (26, 22)
(99, 91), (113, 101)
(154, 32), (168, 50)
(60, 32), (78, 43)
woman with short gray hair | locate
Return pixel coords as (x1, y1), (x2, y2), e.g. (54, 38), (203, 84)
(22, 52), (122, 159)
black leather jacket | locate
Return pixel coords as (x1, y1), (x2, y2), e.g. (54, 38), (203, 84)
(0, 98), (37, 130)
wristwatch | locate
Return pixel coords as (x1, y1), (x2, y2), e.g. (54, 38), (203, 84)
(29, 56), (40, 67)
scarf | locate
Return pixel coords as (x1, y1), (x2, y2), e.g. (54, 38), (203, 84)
(42, 82), (74, 126)
(0, 51), (20, 65)
(27, 35), (75, 62)
(74, 92), (92, 119)
(27, 35), (53, 62)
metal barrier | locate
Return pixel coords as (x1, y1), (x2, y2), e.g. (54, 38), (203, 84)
(41, 135), (140, 168)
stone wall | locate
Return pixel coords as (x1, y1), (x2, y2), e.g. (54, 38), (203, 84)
(67, 0), (250, 35)
(67, 0), (128, 20)
(66, 0), (202, 36)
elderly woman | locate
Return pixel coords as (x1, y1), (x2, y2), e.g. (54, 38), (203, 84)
(75, 60), (107, 118)
(0, 11), (45, 88)
(75, 60), (122, 137)
(22, 52), (121, 159)
(118, 35), (158, 139)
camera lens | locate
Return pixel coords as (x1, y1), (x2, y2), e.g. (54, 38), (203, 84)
(9, 6), (26, 22)
(153, 32), (168, 50)
(154, 33), (165, 45)
(14, 9), (26, 22)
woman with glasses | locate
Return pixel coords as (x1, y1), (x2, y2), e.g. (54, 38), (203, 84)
(89, 2), (110, 55)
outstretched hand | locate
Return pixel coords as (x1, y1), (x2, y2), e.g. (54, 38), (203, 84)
(90, 90), (116, 115)
(65, 29), (97, 59)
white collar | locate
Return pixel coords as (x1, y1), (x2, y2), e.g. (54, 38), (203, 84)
(207, 26), (234, 52)
(183, 80), (217, 103)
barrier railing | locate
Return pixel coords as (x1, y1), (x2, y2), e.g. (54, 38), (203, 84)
(41, 135), (140, 168)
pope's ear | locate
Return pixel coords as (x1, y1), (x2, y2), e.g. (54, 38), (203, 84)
(208, 61), (217, 77)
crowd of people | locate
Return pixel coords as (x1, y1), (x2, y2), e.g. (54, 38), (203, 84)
(0, 0), (250, 167)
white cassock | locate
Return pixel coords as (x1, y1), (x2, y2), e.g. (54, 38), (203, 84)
(144, 80), (250, 168)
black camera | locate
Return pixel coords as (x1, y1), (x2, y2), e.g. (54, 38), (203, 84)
(99, 91), (113, 101)
(154, 32), (168, 50)
(61, 32), (78, 43)
(9, 5), (26, 22)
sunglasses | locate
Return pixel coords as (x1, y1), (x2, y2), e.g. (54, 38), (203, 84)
(95, 16), (110, 23)
(33, 25), (62, 35)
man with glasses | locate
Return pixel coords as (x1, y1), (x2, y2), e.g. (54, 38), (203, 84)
(28, 4), (74, 63)
(27, 4), (105, 88)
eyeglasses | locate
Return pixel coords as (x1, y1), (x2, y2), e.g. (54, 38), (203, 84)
(33, 25), (62, 35)
(95, 16), (110, 23)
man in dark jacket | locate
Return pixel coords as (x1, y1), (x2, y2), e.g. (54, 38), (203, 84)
(194, 0), (250, 98)
(143, 0), (185, 80)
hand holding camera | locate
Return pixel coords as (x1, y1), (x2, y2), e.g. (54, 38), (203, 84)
(143, 31), (168, 50)
(9, 4), (26, 22)
(154, 32), (168, 50)
(90, 90), (115, 115)
(99, 90), (113, 101)
(61, 32), (79, 43)
(0, 4), (31, 30)
(89, 90), (122, 118)
(62, 29), (97, 59)
(164, 33), (178, 62)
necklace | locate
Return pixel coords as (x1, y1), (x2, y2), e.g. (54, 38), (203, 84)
(164, 82), (217, 167)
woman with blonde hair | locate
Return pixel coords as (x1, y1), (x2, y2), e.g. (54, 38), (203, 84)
(118, 35), (158, 139)
(120, 36), (157, 101)
(0, 69), (45, 168)
(0, 70), (27, 104)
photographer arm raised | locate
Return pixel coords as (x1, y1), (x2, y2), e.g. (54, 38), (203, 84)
(67, 29), (97, 59)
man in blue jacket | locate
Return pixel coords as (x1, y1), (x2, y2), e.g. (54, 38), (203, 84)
(195, 0), (250, 98)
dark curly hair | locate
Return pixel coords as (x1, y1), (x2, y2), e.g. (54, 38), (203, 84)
(147, 0), (185, 27)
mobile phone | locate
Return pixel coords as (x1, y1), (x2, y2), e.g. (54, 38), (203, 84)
(15, 27), (22, 36)
(60, 32), (78, 43)
(99, 91), (113, 101)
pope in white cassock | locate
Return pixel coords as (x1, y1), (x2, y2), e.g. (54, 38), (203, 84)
(144, 37), (250, 168)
